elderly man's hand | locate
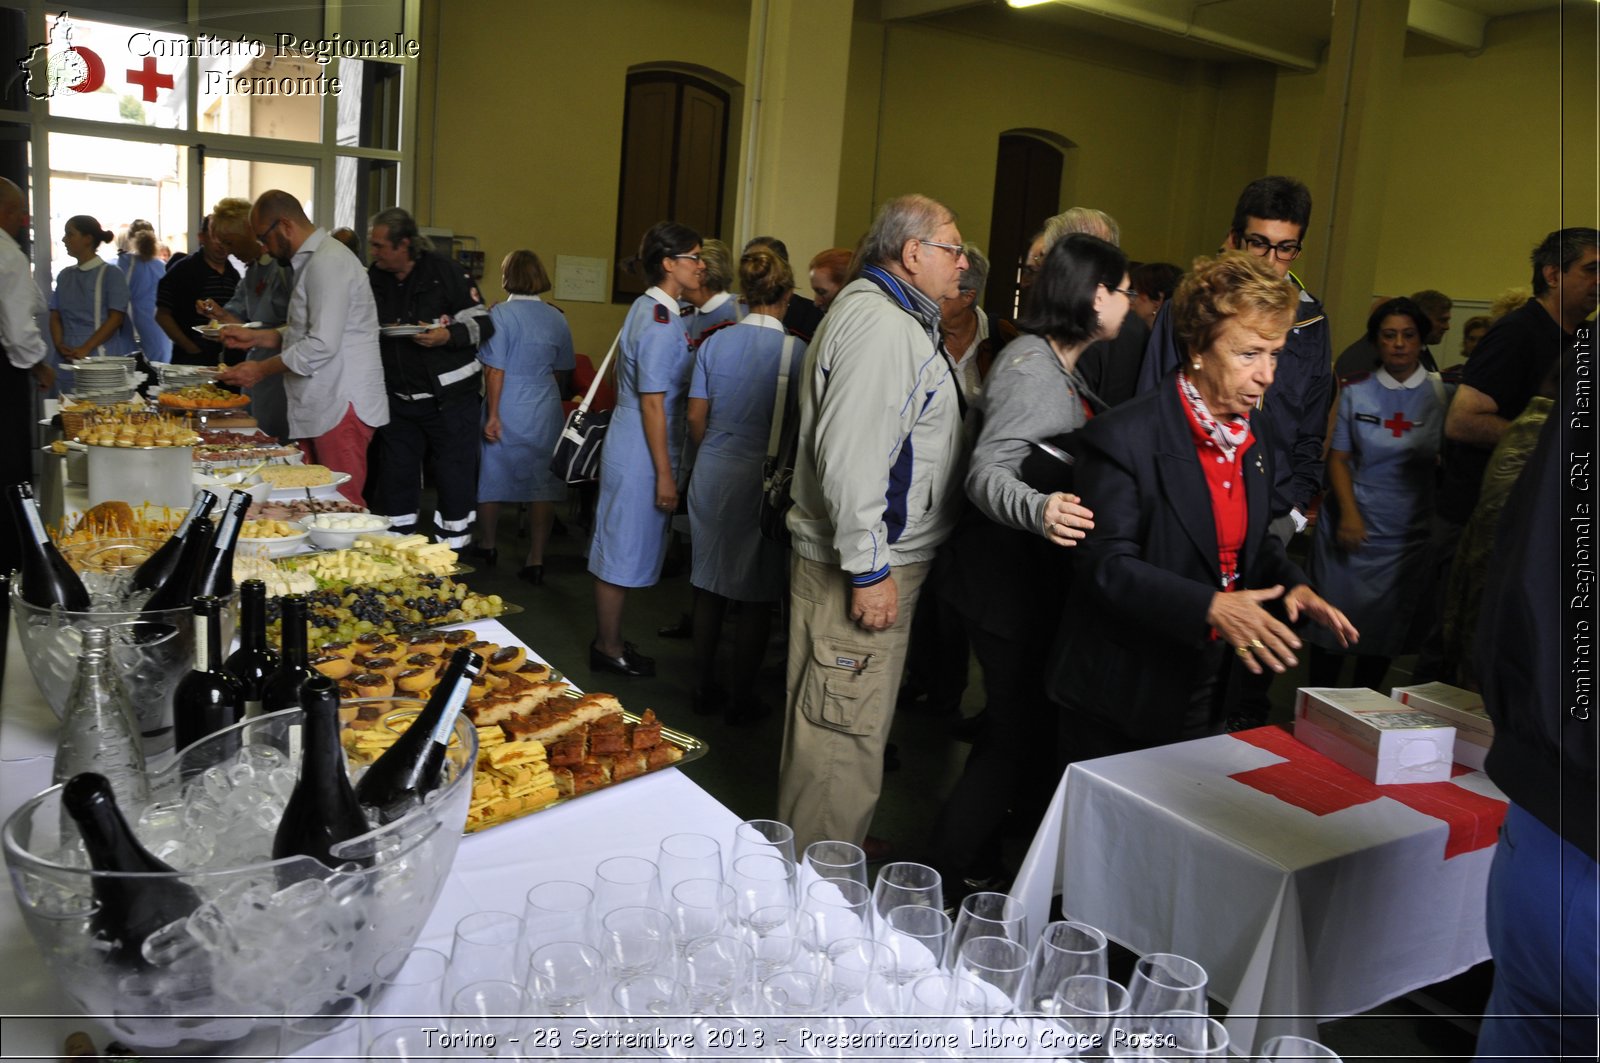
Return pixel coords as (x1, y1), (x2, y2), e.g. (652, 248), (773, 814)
(849, 577), (898, 632)
(1207, 585), (1302, 675)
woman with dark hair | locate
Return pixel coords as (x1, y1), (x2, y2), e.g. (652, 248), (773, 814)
(1129, 261), (1182, 331)
(1306, 297), (1446, 690)
(475, 249), (575, 583)
(117, 220), (170, 362)
(684, 245), (805, 721)
(1048, 252), (1356, 756)
(926, 232), (1127, 897)
(49, 215), (131, 361)
(588, 221), (705, 677)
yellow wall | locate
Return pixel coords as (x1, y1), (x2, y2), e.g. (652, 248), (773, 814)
(420, 0), (750, 355)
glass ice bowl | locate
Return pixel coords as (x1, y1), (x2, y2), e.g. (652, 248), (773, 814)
(10, 580), (236, 756)
(3, 699), (477, 1056)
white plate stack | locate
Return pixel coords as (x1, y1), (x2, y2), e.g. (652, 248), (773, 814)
(64, 356), (136, 402)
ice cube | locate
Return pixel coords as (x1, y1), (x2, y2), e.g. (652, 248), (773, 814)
(226, 761), (256, 788)
(270, 877), (330, 913)
(185, 901), (240, 954)
(239, 743), (288, 773)
(140, 918), (201, 968)
(199, 765), (233, 802)
(266, 766), (298, 801)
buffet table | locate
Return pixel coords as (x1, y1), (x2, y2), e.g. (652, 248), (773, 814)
(1011, 727), (1506, 1055)
(0, 618), (737, 1060)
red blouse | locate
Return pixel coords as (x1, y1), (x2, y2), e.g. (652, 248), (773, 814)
(1179, 389), (1253, 593)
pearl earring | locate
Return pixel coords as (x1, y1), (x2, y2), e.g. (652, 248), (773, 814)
(1192, 361), (1202, 371)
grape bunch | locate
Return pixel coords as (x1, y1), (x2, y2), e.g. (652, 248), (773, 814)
(262, 574), (505, 647)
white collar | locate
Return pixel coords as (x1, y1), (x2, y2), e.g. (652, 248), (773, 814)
(644, 286), (679, 314)
(507, 293), (542, 302)
(738, 313), (786, 332)
(256, 252), (275, 267)
(1376, 366), (1427, 390)
(698, 290), (731, 314)
(75, 256), (106, 272)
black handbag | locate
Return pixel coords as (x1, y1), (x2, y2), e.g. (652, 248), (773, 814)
(550, 329), (622, 486)
(759, 335), (801, 544)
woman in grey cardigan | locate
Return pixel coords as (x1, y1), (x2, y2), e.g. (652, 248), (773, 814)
(927, 233), (1132, 901)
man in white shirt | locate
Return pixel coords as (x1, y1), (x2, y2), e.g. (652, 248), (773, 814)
(217, 190), (389, 505)
(0, 177), (51, 571)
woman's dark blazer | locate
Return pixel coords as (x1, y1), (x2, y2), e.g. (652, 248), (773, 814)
(1047, 372), (1309, 745)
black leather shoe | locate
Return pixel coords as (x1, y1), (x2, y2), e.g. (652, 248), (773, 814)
(466, 545), (498, 567)
(517, 565), (544, 586)
(590, 641), (655, 677)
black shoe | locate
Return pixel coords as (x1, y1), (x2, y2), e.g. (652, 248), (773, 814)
(657, 613), (693, 639)
(466, 545), (498, 567)
(590, 641), (656, 677)
(517, 565), (544, 586)
(691, 684), (727, 716)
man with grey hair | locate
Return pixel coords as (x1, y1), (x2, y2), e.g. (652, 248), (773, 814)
(778, 193), (970, 856)
(366, 206), (494, 547)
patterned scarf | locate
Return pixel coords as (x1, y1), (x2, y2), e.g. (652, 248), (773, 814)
(1177, 370), (1250, 460)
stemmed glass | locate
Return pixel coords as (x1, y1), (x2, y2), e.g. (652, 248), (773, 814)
(879, 903), (952, 985)
(280, 991), (367, 1061)
(681, 932), (756, 1015)
(871, 862), (943, 923)
(611, 974), (690, 1044)
(596, 905), (675, 979)
(1023, 920), (1108, 1012)
(948, 891), (1029, 963)
(447, 910), (524, 999)
(801, 840), (868, 890)
(803, 876), (874, 946)
(731, 852), (799, 924)
(950, 935), (1030, 1015)
(1257, 1036), (1343, 1061)
(668, 877), (739, 949)
(657, 832), (724, 894)
(364, 1025), (439, 1061)
(524, 940), (604, 1017)
(1149, 1010), (1229, 1058)
(590, 856), (663, 924)
(1126, 952), (1209, 1024)
(733, 819), (797, 867)
(369, 945), (449, 1030)
(520, 880), (594, 964)
(1053, 974), (1132, 1048)
(741, 905), (820, 979)
(823, 936), (900, 1016)
(449, 980), (527, 1059)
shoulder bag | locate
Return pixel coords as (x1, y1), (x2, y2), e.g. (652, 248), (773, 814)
(551, 328), (623, 485)
(759, 335), (800, 543)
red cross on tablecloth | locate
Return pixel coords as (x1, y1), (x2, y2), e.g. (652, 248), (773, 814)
(1383, 411), (1415, 437)
(1227, 726), (1505, 859)
(126, 57), (172, 102)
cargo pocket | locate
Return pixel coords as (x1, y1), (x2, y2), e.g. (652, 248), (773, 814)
(797, 636), (889, 736)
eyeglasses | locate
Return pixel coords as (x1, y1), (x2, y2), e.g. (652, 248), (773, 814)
(670, 253), (703, 263)
(1239, 234), (1304, 261)
(918, 238), (966, 259)
(1105, 285), (1138, 298)
(254, 217), (282, 243)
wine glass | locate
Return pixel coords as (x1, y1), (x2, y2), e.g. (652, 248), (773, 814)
(879, 903), (952, 985)
(740, 905), (819, 979)
(280, 991), (367, 1061)
(803, 876), (874, 946)
(590, 855), (663, 923)
(1052, 974), (1131, 1048)
(1257, 1036), (1343, 1061)
(449, 980), (527, 1059)
(657, 831), (724, 893)
(447, 910), (523, 999)
(1023, 920), (1108, 1012)
(611, 974), (692, 1047)
(1149, 1010), (1229, 1058)
(520, 880), (594, 964)
(730, 852), (799, 924)
(950, 935), (1030, 1015)
(733, 818), (798, 867)
(1126, 953), (1208, 1024)
(370, 945), (449, 1030)
(948, 891), (1028, 964)
(871, 862), (943, 922)
(801, 840), (869, 891)
(823, 936), (900, 1015)
(364, 1025), (439, 1061)
(595, 905), (675, 979)
(524, 940), (603, 1017)
(761, 969), (831, 1021)
(681, 932), (756, 1015)
(668, 877), (739, 949)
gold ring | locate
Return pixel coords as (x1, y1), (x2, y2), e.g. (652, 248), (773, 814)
(1236, 645), (1252, 658)
(1250, 639), (1264, 649)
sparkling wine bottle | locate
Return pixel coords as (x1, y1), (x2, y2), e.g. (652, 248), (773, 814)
(61, 772), (202, 969)
(272, 674), (370, 871)
(354, 647), (482, 821)
(141, 515), (212, 616)
(261, 595), (315, 715)
(223, 579), (279, 718)
(6, 483), (90, 610)
(129, 489), (216, 594)
(190, 490), (249, 601)
(54, 628), (149, 811)
(171, 595), (244, 759)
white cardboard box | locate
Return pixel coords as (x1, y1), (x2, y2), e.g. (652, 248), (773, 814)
(1390, 682), (1493, 770)
(1293, 687), (1457, 785)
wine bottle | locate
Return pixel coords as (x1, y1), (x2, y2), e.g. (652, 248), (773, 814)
(223, 579), (279, 718)
(140, 515), (212, 616)
(6, 483), (90, 611)
(129, 489), (216, 594)
(54, 628), (149, 811)
(272, 674), (370, 872)
(190, 490), (249, 601)
(355, 647), (482, 821)
(61, 772), (202, 969)
(171, 595), (244, 761)
(261, 595), (316, 715)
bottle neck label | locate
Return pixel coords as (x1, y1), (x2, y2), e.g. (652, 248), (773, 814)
(194, 612), (213, 671)
(21, 500), (48, 544)
(427, 674), (473, 748)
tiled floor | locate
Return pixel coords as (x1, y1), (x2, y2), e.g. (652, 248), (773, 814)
(458, 503), (1488, 1061)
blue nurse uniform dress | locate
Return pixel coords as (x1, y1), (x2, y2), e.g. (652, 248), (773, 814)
(687, 315), (804, 602)
(118, 254), (172, 362)
(477, 294), (576, 504)
(1308, 367), (1450, 657)
(587, 286), (694, 587)
(50, 257), (133, 357)
(692, 291), (739, 343)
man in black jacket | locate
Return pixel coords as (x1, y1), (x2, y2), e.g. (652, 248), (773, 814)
(366, 208), (493, 547)
(1472, 349), (1596, 1061)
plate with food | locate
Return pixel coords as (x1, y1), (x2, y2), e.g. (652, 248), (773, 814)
(257, 463), (353, 499)
(191, 321), (262, 339)
(379, 321), (442, 338)
(157, 384), (251, 410)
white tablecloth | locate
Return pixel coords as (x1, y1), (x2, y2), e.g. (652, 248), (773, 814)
(0, 617), (738, 1060)
(1012, 728), (1506, 1055)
